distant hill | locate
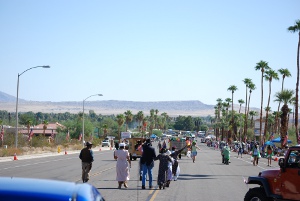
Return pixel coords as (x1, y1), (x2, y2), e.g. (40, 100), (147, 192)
(0, 91), (223, 116)
(0, 91), (26, 102)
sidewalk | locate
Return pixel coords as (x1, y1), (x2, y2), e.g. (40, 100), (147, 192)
(0, 146), (111, 163)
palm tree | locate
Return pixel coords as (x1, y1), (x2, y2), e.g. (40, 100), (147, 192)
(216, 98), (223, 120)
(274, 89), (294, 148)
(255, 60), (271, 144)
(102, 124), (108, 138)
(155, 109), (159, 129)
(238, 99), (245, 114)
(124, 110), (133, 132)
(245, 82), (256, 135)
(116, 114), (125, 142)
(26, 119), (33, 136)
(161, 112), (169, 132)
(287, 19), (300, 143)
(243, 78), (252, 112)
(243, 78), (252, 139)
(289, 96), (296, 128)
(264, 69), (279, 137)
(249, 111), (258, 129)
(227, 85), (238, 131)
(276, 68), (292, 133)
(42, 120), (48, 137)
(136, 111), (144, 133)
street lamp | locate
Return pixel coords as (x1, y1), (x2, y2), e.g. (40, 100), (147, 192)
(82, 94), (103, 147)
(15, 66), (50, 148)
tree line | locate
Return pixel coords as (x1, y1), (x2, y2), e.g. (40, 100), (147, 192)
(212, 19), (300, 148)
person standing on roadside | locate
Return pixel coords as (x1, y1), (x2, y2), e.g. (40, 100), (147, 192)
(141, 139), (156, 189)
(79, 141), (94, 183)
(266, 145), (273, 167)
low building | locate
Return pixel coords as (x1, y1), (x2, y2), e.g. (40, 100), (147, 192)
(19, 122), (65, 137)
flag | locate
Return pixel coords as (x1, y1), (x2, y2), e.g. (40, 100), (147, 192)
(78, 133), (82, 141)
(0, 127), (4, 142)
(28, 129), (34, 141)
(66, 131), (70, 141)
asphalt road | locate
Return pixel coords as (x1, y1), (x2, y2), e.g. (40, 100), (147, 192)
(0, 140), (280, 201)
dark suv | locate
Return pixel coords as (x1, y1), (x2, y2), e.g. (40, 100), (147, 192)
(244, 145), (300, 201)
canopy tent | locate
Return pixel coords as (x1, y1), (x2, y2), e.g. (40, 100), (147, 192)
(271, 137), (292, 144)
(264, 141), (274, 146)
(150, 134), (157, 138)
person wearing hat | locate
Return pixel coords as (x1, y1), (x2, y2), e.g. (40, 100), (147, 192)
(79, 141), (94, 183)
(141, 138), (156, 189)
(114, 142), (131, 189)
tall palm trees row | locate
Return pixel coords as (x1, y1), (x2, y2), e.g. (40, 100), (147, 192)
(288, 19), (300, 144)
(213, 20), (300, 146)
(214, 61), (294, 145)
(114, 109), (171, 141)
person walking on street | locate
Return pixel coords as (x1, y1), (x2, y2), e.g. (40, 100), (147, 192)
(266, 145), (273, 167)
(158, 141), (162, 152)
(237, 143), (243, 158)
(252, 144), (260, 166)
(162, 140), (167, 149)
(170, 145), (186, 181)
(79, 141), (94, 183)
(222, 144), (230, 165)
(114, 143), (131, 189)
(190, 141), (200, 163)
(165, 150), (174, 187)
(155, 148), (173, 189)
(141, 139), (156, 189)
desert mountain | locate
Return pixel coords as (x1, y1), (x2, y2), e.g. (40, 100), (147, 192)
(0, 91), (227, 117)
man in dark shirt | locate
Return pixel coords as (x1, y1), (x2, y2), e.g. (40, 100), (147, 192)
(79, 141), (94, 183)
(141, 139), (156, 189)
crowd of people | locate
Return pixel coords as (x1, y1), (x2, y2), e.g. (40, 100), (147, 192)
(140, 138), (188, 190)
(214, 139), (288, 167)
(79, 136), (201, 190)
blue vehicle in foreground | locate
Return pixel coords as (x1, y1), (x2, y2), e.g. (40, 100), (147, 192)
(0, 177), (105, 201)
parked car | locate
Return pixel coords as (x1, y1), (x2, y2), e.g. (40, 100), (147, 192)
(244, 145), (300, 201)
(102, 140), (110, 147)
(0, 177), (105, 201)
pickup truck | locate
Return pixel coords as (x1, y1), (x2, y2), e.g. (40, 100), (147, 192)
(244, 145), (300, 201)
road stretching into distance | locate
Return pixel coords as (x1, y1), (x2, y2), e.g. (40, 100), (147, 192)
(0, 139), (279, 201)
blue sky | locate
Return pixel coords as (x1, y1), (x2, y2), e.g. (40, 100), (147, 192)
(0, 1), (299, 111)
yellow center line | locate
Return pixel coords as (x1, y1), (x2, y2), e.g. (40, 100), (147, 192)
(149, 189), (159, 201)
(75, 166), (115, 182)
